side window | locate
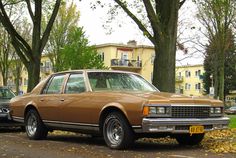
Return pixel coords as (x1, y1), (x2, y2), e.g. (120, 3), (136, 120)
(43, 75), (65, 94)
(65, 74), (86, 94)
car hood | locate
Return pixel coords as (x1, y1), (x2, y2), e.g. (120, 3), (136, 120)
(122, 91), (222, 106)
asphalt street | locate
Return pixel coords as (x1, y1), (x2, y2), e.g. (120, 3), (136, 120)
(0, 128), (235, 158)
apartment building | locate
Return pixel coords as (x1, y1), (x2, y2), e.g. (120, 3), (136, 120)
(2, 41), (205, 96)
(96, 40), (155, 82)
(175, 64), (204, 96)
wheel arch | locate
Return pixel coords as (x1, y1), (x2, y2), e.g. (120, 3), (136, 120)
(24, 102), (39, 119)
(99, 104), (131, 134)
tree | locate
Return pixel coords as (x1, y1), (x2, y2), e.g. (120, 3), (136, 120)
(46, 2), (80, 72)
(0, 26), (13, 86)
(203, 30), (236, 98)
(0, 0), (61, 92)
(197, 0), (236, 100)
(60, 27), (105, 70)
(95, 0), (186, 92)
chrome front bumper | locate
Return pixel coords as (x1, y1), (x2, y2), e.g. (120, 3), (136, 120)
(135, 117), (230, 133)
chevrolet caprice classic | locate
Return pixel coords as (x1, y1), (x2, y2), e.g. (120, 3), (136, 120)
(10, 70), (229, 149)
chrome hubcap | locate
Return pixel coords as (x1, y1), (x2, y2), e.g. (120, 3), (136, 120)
(106, 118), (123, 145)
(27, 113), (37, 136)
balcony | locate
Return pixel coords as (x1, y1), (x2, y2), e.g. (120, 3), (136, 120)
(110, 59), (142, 71)
(176, 76), (184, 82)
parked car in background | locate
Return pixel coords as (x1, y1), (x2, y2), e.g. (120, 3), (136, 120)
(0, 86), (19, 126)
(10, 70), (229, 149)
(225, 106), (236, 115)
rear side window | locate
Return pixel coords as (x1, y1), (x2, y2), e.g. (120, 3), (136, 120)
(43, 75), (65, 94)
(65, 74), (86, 94)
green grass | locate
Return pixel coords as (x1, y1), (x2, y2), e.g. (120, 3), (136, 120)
(228, 115), (236, 128)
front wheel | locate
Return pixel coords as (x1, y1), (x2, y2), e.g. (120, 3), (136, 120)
(103, 112), (134, 149)
(175, 133), (205, 145)
(25, 109), (48, 140)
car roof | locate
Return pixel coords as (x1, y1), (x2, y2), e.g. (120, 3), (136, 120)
(51, 69), (140, 76)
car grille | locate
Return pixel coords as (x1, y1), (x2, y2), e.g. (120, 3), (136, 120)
(172, 106), (210, 118)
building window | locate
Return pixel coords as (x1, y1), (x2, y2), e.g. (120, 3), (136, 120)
(195, 83), (201, 90)
(99, 52), (104, 61)
(195, 70), (201, 77)
(185, 83), (191, 90)
(151, 52), (155, 64)
(178, 72), (181, 77)
(185, 70), (191, 78)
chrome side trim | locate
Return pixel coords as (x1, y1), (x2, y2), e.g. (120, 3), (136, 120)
(12, 116), (24, 123)
(43, 120), (99, 127)
(43, 120), (99, 132)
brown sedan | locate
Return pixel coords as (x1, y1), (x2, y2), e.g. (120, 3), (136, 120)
(10, 70), (229, 149)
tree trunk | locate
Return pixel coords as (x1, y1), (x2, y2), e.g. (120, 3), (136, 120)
(152, 0), (179, 92)
(218, 48), (225, 101)
(26, 59), (40, 92)
(2, 70), (7, 86)
(213, 72), (219, 99)
(15, 65), (20, 95)
(153, 42), (176, 92)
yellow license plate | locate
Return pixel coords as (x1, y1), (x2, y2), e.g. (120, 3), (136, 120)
(189, 125), (204, 134)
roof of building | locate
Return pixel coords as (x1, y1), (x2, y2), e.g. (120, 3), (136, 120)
(176, 64), (203, 68)
(95, 43), (154, 49)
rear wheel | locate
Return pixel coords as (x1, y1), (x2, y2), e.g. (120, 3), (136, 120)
(175, 133), (205, 145)
(25, 109), (48, 140)
(103, 112), (134, 149)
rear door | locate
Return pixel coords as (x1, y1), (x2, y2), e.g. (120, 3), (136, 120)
(60, 73), (93, 124)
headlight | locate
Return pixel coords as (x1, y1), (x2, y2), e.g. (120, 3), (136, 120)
(210, 107), (214, 114)
(215, 107), (221, 114)
(149, 107), (157, 114)
(0, 109), (2, 113)
(156, 107), (165, 114)
(210, 107), (223, 116)
(143, 105), (171, 117)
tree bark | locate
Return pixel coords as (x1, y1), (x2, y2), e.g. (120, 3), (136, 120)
(15, 65), (20, 95)
(27, 59), (41, 92)
(152, 0), (179, 92)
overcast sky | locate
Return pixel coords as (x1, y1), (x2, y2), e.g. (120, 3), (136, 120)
(76, 0), (206, 66)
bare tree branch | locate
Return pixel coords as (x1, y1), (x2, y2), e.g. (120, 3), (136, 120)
(179, 0), (186, 9)
(143, 0), (160, 35)
(26, 0), (34, 20)
(40, 0), (61, 53)
(114, 0), (156, 45)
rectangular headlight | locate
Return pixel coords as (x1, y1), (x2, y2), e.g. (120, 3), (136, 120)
(215, 107), (221, 114)
(149, 107), (157, 114)
(156, 107), (165, 114)
(210, 107), (214, 114)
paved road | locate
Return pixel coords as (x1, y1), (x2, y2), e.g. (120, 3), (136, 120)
(0, 128), (234, 158)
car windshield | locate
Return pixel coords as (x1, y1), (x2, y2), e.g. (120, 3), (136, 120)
(88, 72), (158, 92)
(0, 87), (15, 99)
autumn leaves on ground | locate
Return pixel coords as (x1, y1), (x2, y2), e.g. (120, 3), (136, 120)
(202, 115), (236, 153)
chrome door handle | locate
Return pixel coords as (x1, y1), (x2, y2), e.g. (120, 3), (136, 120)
(40, 99), (44, 101)
(60, 99), (65, 101)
